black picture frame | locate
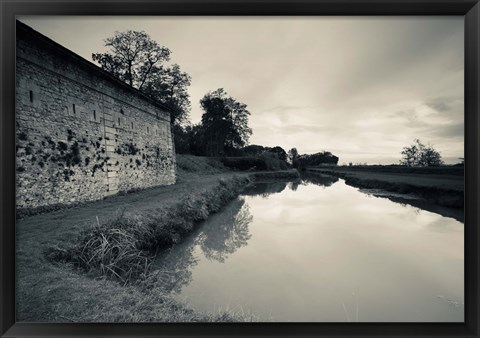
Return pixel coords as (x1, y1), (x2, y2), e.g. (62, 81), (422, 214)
(1, 1), (479, 337)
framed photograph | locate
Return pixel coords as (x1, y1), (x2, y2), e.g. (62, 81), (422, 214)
(1, 1), (479, 337)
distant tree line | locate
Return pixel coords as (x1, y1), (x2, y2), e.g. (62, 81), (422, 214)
(288, 148), (339, 170)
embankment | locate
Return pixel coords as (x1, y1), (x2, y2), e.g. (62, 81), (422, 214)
(48, 166), (299, 283)
(250, 169), (299, 180)
(308, 167), (464, 209)
(47, 175), (253, 283)
(17, 155), (299, 322)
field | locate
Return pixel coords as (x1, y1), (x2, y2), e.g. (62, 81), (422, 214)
(310, 167), (463, 191)
(308, 166), (464, 212)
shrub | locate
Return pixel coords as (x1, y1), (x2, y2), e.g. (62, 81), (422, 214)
(220, 157), (268, 171)
(220, 154), (288, 171)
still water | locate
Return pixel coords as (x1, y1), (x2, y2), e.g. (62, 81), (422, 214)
(152, 174), (464, 322)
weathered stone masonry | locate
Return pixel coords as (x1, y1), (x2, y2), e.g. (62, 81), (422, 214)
(16, 21), (176, 210)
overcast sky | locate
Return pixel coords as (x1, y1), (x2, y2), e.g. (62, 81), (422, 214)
(19, 16), (464, 164)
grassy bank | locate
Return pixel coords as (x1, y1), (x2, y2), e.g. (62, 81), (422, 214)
(250, 169), (299, 180)
(47, 175), (252, 283)
(17, 155), (299, 322)
(17, 172), (256, 322)
(308, 167), (464, 209)
(327, 164), (464, 176)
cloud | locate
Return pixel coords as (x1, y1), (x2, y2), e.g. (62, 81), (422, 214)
(425, 100), (451, 112)
(18, 16), (464, 164)
(426, 123), (464, 139)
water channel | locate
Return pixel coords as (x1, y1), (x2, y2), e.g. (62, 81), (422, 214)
(152, 174), (464, 322)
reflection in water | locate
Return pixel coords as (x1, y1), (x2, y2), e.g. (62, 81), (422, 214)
(288, 180), (299, 191)
(241, 181), (288, 198)
(152, 176), (463, 322)
(150, 243), (197, 293)
(151, 198), (252, 292)
(199, 199), (252, 262)
(360, 188), (464, 223)
(245, 173), (339, 196)
(287, 173), (338, 191)
(300, 172), (339, 188)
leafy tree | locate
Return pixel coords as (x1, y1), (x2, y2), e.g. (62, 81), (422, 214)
(92, 30), (191, 125)
(241, 144), (266, 156)
(92, 30), (170, 90)
(143, 64), (192, 125)
(269, 146), (288, 162)
(173, 124), (205, 155)
(419, 146), (444, 167)
(288, 148), (299, 164)
(172, 124), (190, 154)
(400, 140), (420, 167)
(400, 139), (444, 167)
(200, 89), (252, 156)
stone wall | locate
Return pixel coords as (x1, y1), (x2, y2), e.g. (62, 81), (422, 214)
(15, 21), (176, 210)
